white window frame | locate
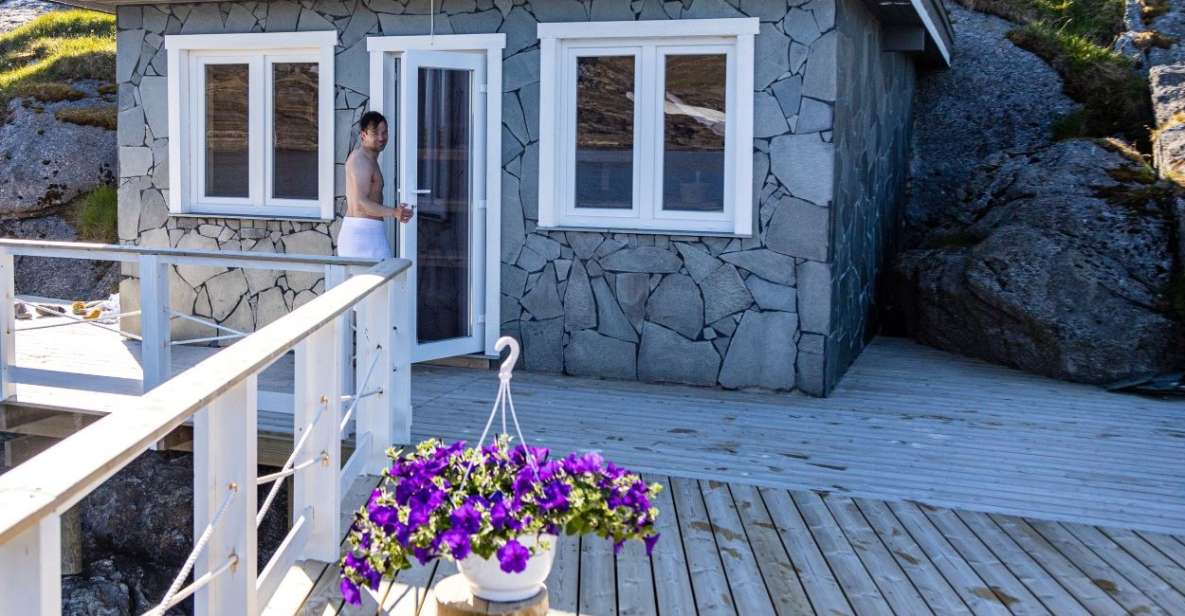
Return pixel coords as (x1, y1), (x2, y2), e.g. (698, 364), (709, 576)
(538, 18), (758, 236)
(165, 32), (337, 220)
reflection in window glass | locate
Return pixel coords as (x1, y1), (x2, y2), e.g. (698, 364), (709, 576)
(204, 63), (250, 198)
(575, 55), (634, 210)
(273, 62), (319, 200)
(663, 54), (726, 212)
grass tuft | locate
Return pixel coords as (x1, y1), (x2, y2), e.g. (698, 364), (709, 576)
(55, 105), (116, 130)
(73, 184), (117, 243)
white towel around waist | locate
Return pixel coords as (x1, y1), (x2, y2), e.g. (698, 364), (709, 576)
(337, 216), (391, 259)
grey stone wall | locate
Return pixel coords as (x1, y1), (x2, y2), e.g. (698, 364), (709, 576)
(115, 0), (852, 392)
(826, 0), (915, 389)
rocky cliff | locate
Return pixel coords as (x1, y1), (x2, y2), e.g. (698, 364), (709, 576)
(892, 1), (1185, 384)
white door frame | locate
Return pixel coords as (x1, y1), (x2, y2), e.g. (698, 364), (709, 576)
(367, 34), (505, 360)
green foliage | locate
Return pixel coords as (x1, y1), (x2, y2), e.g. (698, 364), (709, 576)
(75, 184), (117, 243)
(0, 10), (115, 121)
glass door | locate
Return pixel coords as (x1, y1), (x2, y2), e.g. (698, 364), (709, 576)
(396, 50), (486, 362)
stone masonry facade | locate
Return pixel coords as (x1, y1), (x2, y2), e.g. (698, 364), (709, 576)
(116, 0), (916, 395)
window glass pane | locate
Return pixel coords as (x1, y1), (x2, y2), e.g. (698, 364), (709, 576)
(575, 55), (634, 210)
(272, 62), (319, 200)
(204, 63), (249, 198)
(663, 54), (726, 212)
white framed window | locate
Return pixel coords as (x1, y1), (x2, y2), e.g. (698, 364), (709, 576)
(538, 19), (758, 236)
(164, 32), (337, 220)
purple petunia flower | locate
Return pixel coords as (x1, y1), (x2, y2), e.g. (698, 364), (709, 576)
(369, 505), (398, 532)
(441, 527), (472, 560)
(451, 502), (483, 534)
(497, 539), (531, 573)
(341, 577), (361, 605)
(644, 533), (661, 556)
(538, 481), (571, 511)
(561, 451), (603, 475)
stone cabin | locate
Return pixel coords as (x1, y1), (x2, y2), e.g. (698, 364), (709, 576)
(93, 0), (951, 395)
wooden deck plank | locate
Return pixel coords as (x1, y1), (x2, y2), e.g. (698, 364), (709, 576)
(669, 476), (735, 615)
(853, 498), (971, 615)
(790, 491), (892, 616)
(823, 495), (933, 615)
(544, 533), (580, 615)
(922, 506), (1049, 616)
(416, 559), (457, 616)
(759, 487), (853, 615)
(987, 514), (1128, 616)
(728, 483), (814, 616)
(374, 560), (439, 616)
(274, 474), (381, 616)
(644, 475), (696, 616)
(954, 510), (1088, 615)
(699, 479), (776, 615)
(615, 530), (657, 616)
(1024, 520), (1170, 616)
(888, 501), (1011, 616)
(1100, 527), (1185, 597)
(1058, 523), (1185, 613)
(1136, 531), (1185, 570)
(579, 535), (617, 616)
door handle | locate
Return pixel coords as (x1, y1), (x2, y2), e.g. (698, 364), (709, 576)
(399, 189), (432, 195)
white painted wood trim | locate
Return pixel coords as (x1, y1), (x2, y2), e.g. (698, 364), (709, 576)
(907, 0), (951, 65)
(484, 48), (503, 356)
(355, 282), (396, 471)
(256, 506), (312, 605)
(166, 31), (338, 51)
(0, 258), (411, 545)
(292, 325), (341, 562)
(536, 26), (757, 237)
(165, 32), (337, 218)
(0, 515), (60, 615)
(537, 36), (558, 230)
(325, 265), (354, 399)
(339, 433), (372, 493)
(733, 30), (755, 236)
(0, 238), (379, 270)
(138, 254), (171, 391)
(193, 376), (259, 616)
(166, 45), (185, 213)
(538, 18), (759, 40)
(389, 273), (413, 445)
(0, 248), (13, 401)
(365, 33), (506, 52)
(318, 43), (336, 219)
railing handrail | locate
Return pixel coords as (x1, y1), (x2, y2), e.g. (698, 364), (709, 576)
(0, 257), (411, 545)
(0, 238), (381, 272)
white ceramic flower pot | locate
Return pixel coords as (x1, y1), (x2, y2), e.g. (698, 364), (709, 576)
(457, 534), (558, 602)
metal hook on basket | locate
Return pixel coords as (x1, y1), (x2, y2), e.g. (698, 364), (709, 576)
(496, 336), (520, 381)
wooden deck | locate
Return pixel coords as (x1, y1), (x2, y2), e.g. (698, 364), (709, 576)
(5, 308), (1185, 534)
(281, 473), (1185, 616)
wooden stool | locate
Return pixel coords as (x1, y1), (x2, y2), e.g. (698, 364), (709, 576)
(434, 574), (549, 616)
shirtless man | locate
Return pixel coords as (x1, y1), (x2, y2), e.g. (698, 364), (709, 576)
(338, 111), (413, 259)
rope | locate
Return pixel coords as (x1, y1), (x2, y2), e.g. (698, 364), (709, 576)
(459, 367), (538, 492)
(141, 554), (237, 616)
(256, 454), (324, 485)
(339, 350), (382, 435)
(257, 397), (328, 527)
(150, 483), (238, 616)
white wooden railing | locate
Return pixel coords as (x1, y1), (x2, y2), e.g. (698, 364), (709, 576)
(0, 239), (414, 615)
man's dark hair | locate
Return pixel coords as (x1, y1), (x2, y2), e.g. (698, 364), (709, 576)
(359, 111), (387, 132)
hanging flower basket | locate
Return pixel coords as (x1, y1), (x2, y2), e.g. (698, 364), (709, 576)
(340, 437), (662, 603)
(339, 337), (661, 604)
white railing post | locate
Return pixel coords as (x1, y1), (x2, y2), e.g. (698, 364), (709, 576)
(355, 271), (411, 473)
(194, 376), (259, 616)
(139, 254), (171, 391)
(0, 247), (14, 401)
(325, 265), (355, 399)
(0, 515), (61, 615)
(389, 271), (412, 446)
(292, 323), (341, 562)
